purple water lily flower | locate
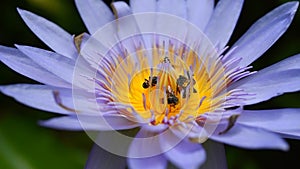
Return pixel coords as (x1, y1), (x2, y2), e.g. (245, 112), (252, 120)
(1, 0), (300, 169)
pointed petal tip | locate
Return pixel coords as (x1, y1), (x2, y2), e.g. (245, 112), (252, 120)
(16, 8), (30, 22)
(14, 44), (29, 54)
(16, 7), (21, 12)
(17, 8), (31, 18)
(37, 120), (47, 128)
(14, 45), (32, 55)
(285, 2), (299, 19)
(16, 7), (23, 13)
(284, 1), (299, 15)
(289, 1), (299, 9)
(15, 44), (31, 50)
(276, 137), (290, 151)
(14, 44), (21, 49)
(281, 143), (290, 152)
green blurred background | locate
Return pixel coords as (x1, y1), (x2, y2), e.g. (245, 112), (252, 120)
(0, 0), (299, 169)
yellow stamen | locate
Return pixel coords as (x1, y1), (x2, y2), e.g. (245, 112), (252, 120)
(108, 41), (228, 125)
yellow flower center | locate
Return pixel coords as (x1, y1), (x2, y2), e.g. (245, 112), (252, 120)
(110, 42), (228, 125)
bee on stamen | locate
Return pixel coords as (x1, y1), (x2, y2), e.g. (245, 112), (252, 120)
(142, 76), (158, 89)
(163, 56), (171, 63)
(167, 93), (179, 107)
(176, 72), (197, 98)
(161, 86), (179, 107)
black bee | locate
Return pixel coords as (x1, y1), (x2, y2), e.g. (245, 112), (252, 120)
(142, 76), (157, 89)
(142, 79), (150, 88)
(160, 86), (179, 107)
(167, 93), (179, 107)
(176, 73), (197, 98)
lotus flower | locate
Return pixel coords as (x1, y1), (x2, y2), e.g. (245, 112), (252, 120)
(1, 0), (300, 169)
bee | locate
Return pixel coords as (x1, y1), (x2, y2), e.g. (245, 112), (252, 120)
(176, 73), (197, 98)
(167, 92), (179, 107)
(142, 76), (157, 89)
(176, 75), (189, 88)
(163, 56), (171, 63)
(161, 86), (179, 107)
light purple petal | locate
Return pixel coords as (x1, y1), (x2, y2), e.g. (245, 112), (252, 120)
(278, 130), (300, 140)
(0, 46), (70, 88)
(226, 2), (299, 67)
(40, 114), (139, 131)
(110, 2), (147, 48)
(111, 1), (132, 18)
(128, 156), (167, 169)
(75, 0), (114, 34)
(238, 109), (300, 133)
(157, 0), (187, 19)
(170, 122), (207, 139)
(211, 124), (289, 151)
(0, 84), (73, 114)
(17, 8), (77, 59)
(159, 130), (206, 169)
(130, 0), (156, 13)
(187, 0), (214, 30)
(201, 140), (227, 169)
(128, 128), (167, 169)
(16, 45), (75, 84)
(229, 69), (300, 105)
(256, 54), (300, 75)
(204, 0), (244, 48)
(85, 143), (126, 169)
